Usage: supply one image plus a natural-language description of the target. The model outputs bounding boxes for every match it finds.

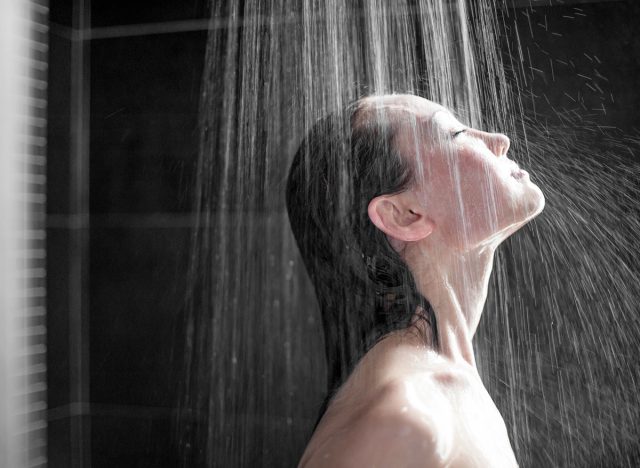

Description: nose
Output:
[487,132,510,157]
[470,129,510,157]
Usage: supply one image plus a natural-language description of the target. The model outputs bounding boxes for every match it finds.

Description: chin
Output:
[454,181,546,251]
[522,181,545,220]
[491,183,545,244]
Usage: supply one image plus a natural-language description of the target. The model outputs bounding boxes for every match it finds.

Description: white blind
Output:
[0,1,48,467]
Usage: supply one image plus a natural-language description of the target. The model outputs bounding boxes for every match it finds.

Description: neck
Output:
[403,236,498,368]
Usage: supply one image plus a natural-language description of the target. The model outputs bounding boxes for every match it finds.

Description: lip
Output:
[510,168,529,180]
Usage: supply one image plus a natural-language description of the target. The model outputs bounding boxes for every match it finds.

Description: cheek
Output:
[421,153,493,225]
[444,152,514,237]
[418,148,514,226]
[455,152,501,207]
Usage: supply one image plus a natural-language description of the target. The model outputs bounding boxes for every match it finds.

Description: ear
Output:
[368,193,434,243]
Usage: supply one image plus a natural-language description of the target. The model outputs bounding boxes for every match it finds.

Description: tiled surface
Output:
[90,113,198,214]
[46,227,72,409]
[47,33,72,215]
[90,33,206,115]
[90,0,208,28]
[47,417,72,468]
[91,413,177,468]
[49,7,207,467]
[50,0,73,27]
[89,227,191,407]
[89,32,206,214]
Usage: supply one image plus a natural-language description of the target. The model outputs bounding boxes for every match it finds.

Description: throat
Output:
[406,244,498,367]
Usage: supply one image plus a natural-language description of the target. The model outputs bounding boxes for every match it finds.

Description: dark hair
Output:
[285,99,438,417]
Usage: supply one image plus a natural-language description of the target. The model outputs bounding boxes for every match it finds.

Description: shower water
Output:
[180,1,640,466]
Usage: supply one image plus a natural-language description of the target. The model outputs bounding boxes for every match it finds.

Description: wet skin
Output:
[299,95,544,467]
[300,329,519,468]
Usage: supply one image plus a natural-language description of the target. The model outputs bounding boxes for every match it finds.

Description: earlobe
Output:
[368,195,434,242]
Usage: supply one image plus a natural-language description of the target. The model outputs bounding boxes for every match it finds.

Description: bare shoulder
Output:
[300,379,448,468]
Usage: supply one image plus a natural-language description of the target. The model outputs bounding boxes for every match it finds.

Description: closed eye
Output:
[452,129,467,138]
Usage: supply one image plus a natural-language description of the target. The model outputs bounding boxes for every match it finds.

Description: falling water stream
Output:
[180,1,640,466]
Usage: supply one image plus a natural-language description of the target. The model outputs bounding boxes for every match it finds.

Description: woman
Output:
[286,94,544,467]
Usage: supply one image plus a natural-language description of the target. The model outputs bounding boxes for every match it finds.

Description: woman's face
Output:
[365,95,545,250]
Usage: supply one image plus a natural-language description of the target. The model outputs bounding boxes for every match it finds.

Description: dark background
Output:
[46,0,639,466]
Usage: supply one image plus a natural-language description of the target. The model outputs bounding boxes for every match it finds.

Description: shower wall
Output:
[508,1,640,132]
[46,0,640,467]
[47,1,207,466]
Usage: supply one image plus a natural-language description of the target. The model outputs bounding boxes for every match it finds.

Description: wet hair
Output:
[285,98,438,418]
